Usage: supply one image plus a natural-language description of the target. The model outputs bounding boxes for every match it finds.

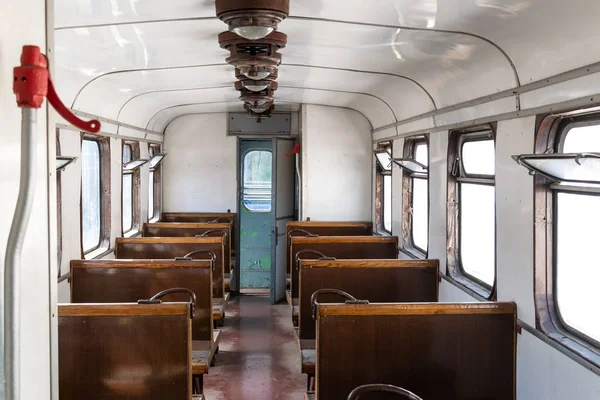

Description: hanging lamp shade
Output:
[216,0,290,40]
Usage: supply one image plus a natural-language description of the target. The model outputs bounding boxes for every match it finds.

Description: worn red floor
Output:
[204,294,306,400]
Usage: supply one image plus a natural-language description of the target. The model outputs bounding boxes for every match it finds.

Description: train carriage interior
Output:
[1,0,600,399]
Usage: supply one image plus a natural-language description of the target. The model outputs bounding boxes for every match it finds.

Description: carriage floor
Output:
[204,293,306,399]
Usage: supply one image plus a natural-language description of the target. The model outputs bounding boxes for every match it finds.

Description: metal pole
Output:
[4,107,38,400]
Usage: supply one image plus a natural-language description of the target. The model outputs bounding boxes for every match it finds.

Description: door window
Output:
[243,150,273,212]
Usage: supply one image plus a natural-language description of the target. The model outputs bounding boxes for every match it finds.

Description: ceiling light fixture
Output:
[235,80,279,93]
[235,67,278,81]
[216,0,290,41]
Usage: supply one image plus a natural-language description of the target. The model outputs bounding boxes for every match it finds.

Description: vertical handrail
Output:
[4,108,37,400]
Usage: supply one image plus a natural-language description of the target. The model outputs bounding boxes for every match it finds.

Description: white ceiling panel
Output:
[53,0,600,134]
[119,86,392,130]
[54,19,227,105]
[147,101,301,132]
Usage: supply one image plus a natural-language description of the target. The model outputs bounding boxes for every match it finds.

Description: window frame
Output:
[375,142,392,235]
[447,126,497,299]
[148,143,163,222]
[533,112,600,363]
[122,141,142,236]
[80,134,111,258]
[401,136,429,257]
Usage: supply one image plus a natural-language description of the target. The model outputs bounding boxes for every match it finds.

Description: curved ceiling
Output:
[54,0,600,133]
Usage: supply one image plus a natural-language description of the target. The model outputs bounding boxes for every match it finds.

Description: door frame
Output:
[236,138,276,295]
[271,137,297,304]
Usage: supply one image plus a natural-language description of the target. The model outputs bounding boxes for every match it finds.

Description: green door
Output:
[239,140,274,289]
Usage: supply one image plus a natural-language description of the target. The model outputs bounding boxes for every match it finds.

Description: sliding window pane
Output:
[383,175,392,232]
[412,177,428,252]
[556,192,600,343]
[563,125,600,153]
[148,170,154,219]
[459,183,495,285]
[122,174,133,232]
[81,140,101,252]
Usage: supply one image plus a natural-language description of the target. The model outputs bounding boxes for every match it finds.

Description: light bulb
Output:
[250,107,266,113]
[232,26,273,41]
[244,71,271,80]
[254,99,269,106]
[246,84,268,92]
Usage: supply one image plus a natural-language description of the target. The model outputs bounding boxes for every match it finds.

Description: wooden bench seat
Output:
[289,236,399,305]
[115,236,227,301]
[71,259,216,342]
[143,222,233,275]
[286,221,373,282]
[213,292,230,325]
[161,211,237,259]
[59,303,196,399]
[314,302,517,400]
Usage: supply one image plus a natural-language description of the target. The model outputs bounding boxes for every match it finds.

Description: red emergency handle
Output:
[13,45,100,133]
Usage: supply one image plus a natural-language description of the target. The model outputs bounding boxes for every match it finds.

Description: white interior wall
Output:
[401,117,600,400]
[163,113,238,213]
[57,129,156,302]
[0,1,55,398]
[301,105,373,221]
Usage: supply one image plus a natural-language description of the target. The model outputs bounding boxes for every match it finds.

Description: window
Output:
[148,144,164,221]
[398,137,428,255]
[242,150,272,212]
[81,135,110,256]
[374,143,392,234]
[122,141,145,235]
[448,128,496,295]
[516,113,600,354]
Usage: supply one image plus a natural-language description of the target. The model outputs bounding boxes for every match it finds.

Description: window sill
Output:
[399,247,426,260]
[84,246,114,260]
[374,230,392,237]
[124,230,142,238]
[442,273,494,301]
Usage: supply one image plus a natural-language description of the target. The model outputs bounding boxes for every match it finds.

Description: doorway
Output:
[238,138,296,303]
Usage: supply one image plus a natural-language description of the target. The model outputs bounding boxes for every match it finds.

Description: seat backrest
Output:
[299,259,438,340]
[71,259,213,341]
[316,302,517,400]
[115,237,225,298]
[161,212,237,250]
[143,222,232,273]
[58,303,193,400]
[286,221,373,275]
[290,236,399,298]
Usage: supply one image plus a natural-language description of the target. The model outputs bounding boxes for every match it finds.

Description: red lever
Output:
[13,45,100,133]
[286,141,300,157]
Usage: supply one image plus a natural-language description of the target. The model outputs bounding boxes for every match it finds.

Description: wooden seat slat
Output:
[192,329,221,375]
[315,302,517,400]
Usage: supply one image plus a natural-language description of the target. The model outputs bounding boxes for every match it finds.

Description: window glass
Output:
[556,192,600,343]
[122,144,132,164]
[81,140,101,252]
[243,150,272,212]
[383,175,392,231]
[148,170,155,219]
[563,125,600,153]
[459,183,495,285]
[122,173,133,232]
[412,177,428,252]
[415,143,428,166]
[462,139,495,175]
